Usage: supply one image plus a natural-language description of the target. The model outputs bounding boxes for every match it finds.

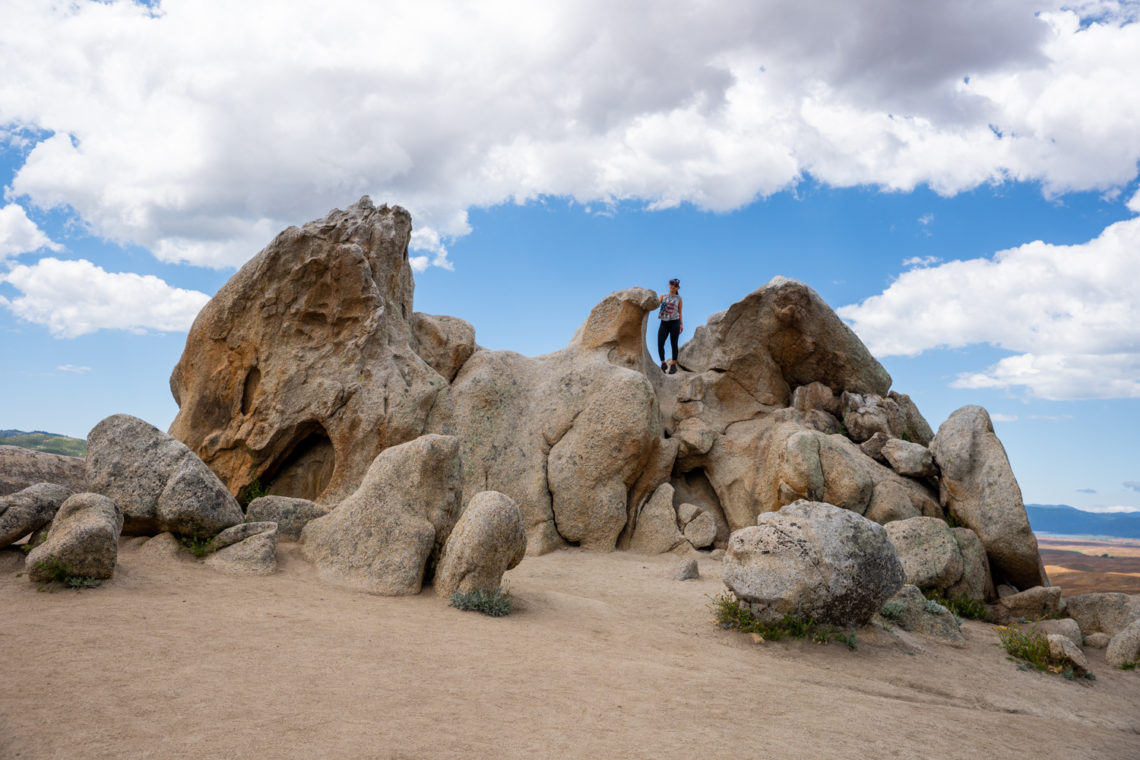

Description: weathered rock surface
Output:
[25,493,123,582]
[1064,592,1140,636]
[1025,618,1083,649]
[947,527,994,601]
[245,495,330,539]
[1084,632,1111,649]
[442,288,664,554]
[86,414,243,537]
[998,586,1065,621]
[1047,634,1089,675]
[682,511,717,549]
[629,484,685,555]
[674,558,700,581]
[0,483,73,548]
[170,198,451,505]
[300,434,461,596]
[880,585,965,643]
[680,277,892,410]
[1106,620,1140,668]
[881,438,936,478]
[840,392,905,443]
[411,313,475,383]
[884,517,964,591]
[722,501,905,626]
[889,391,934,446]
[434,491,526,597]
[205,522,278,576]
[0,445,86,497]
[930,406,1044,589]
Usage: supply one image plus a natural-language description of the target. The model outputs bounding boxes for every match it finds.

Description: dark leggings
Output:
[657,319,680,362]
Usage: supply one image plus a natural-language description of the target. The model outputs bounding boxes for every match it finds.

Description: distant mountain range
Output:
[0,429,86,457]
[1027,504,1140,539]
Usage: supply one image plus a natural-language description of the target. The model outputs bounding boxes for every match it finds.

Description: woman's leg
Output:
[657,321,668,362]
[668,321,680,361]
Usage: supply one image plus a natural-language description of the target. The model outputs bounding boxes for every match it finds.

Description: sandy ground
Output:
[2,539,1139,760]
[1039,537,1140,595]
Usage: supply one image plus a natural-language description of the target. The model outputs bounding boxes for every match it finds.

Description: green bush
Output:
[450,587,512,617]
[178,533,213,558]
[711,592,857,650]
[879,599,905,622]
[923,589,991,621]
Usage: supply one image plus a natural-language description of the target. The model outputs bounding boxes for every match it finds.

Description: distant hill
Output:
[1027,503,1140,539]
[0,429,86,458]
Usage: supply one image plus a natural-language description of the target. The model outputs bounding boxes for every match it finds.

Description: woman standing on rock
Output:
[657,278,683,374]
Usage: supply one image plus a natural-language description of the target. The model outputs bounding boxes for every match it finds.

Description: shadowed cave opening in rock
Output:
[255,423,336,503]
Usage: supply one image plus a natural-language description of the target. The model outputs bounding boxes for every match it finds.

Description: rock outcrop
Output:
[0,483,73,548]
[169,198,452,505]
[884,518,992,601]
[879,584,965,642]
[86,414,243,537]
[1106,619,1140,669]
[300,434,461,596]
[1064,592,1140,637]
[25,493,123,582]
[930,406,1044,590]
[441,288,665,554]
[434,491,526,597]
[0,446,86,497]
[245,495,330,539]
[722,501,906,626]
[159,200,1047,604]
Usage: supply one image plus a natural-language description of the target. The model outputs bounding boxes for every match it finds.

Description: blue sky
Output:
[2,0,1139,513]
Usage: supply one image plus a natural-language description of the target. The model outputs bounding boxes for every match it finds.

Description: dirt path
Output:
[1,540,1138,760]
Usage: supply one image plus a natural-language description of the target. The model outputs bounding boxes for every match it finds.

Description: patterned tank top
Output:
[658,294,681,321]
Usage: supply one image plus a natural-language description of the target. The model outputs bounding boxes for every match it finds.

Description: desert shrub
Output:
[450,587,512,617]
[32,558,101,590]
[711,592,857,650]
[879,600,905,622]
[1121,661,1137,671]
[923,589,991,621]
[997,624,1052,670]
[238,479,270,507]
[178,534,213,558]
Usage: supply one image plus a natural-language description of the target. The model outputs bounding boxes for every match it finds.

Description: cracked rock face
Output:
[169,197,452,505]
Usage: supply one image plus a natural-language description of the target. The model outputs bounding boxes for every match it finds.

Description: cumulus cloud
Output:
[1078,504,1140,514]
[0,258,210,337]
[1125,481,1140,492]
[0,204,62,260]
[0,1,1138,270]
[839,195,1140,399]
[989,413,1018,422]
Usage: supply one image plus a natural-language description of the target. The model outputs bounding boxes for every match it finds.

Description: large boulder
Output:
[680,277,892,410]
[300,434,461,596]
[169,198,452,505]
[1064,592,1140,637]
[884,517,964,591]
[880,438,936,479]
[0,483,73,548]
[929,406,1044,589]
[25,493,123,582]
[1106,619,1140,669]
[722,500,905,626]
[0,445,85,497]
[86,415,243,537]
[434,491,526,597]
[441,288,665,554]
[879,584,965,643]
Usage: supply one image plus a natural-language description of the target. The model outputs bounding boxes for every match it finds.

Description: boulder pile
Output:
[13,199,1128,656]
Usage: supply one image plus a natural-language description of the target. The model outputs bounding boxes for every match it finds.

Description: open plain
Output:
[2,539,1138,760]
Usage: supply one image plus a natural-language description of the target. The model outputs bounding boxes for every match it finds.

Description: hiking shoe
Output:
[668,361,678,375]
[661,361,668,372]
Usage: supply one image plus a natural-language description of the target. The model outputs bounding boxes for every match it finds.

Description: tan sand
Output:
[2,540,1139,760]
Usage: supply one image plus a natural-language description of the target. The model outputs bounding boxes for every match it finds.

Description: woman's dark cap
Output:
[669,278,680,287]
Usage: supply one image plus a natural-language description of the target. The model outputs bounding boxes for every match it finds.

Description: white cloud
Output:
[1124,481,1140,492]
[902,255,941,268]
[989,413,1019,422]
[0,204,62,260]
[57,364,91,374]
[1076,504,1140,514]
[0,258,210,337]
[839,207,1140,400]
[0,1,1137,270]
[918,213,934,226]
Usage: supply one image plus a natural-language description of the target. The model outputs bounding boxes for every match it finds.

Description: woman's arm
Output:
[678,297,683,332]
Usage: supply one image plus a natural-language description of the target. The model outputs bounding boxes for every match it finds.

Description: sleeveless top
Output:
[658,294,681,321]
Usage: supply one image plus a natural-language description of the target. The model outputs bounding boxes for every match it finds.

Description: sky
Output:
[1,0,1139,514]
